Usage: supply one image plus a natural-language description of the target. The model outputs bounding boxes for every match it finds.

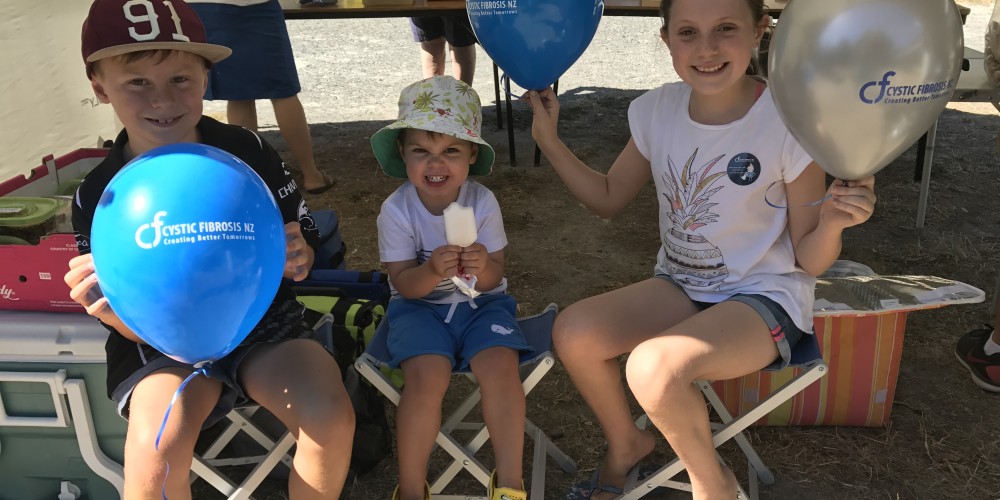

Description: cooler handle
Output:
[0,369,70,427]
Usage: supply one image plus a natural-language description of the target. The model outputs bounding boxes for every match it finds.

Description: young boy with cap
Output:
[373,75,529,500]
[64,1,354,498]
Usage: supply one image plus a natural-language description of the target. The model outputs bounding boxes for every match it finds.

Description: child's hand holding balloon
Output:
[284,222,313,282]
[821,176,877,230]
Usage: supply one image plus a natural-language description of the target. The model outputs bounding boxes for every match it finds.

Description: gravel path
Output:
[205,2,994,128]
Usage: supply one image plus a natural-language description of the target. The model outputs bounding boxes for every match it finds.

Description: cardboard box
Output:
[0,310,124,500]
[712,312,906,427]
[0,149,107,312]
[711,271,985,427]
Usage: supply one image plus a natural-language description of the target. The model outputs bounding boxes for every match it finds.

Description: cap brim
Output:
[86,42,231,63]
[370,123,496,179]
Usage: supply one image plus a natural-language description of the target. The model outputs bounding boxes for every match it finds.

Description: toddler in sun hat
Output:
[373,75,530,500]
[371,75,495,178]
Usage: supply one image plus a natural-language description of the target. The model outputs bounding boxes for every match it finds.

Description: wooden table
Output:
[282,0,969,21]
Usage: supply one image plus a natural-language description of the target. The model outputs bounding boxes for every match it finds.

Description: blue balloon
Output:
[91,143,286,365]
[468,0,604,91]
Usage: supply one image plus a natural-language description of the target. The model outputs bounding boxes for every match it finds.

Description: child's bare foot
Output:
[589,429,656,500]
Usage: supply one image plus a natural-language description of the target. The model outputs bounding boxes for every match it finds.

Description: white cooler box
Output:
[0,310,124,500]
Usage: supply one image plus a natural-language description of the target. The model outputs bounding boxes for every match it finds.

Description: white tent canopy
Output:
[0,1,117,184]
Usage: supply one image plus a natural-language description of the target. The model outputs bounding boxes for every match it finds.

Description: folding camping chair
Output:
[619,331,827,500]
[187,313,339,500]
[354,303,578,499]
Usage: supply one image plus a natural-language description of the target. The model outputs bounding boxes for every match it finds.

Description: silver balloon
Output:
[768,0,964,180]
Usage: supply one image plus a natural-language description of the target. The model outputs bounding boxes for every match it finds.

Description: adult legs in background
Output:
[193,0,334,194]
[225,96,329,194]
[411,16,478,86]
[418,38,477,85]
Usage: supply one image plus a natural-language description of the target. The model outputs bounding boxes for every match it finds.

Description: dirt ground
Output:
[197,3,1000,499]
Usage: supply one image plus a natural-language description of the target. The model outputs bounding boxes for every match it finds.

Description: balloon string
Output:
[155,361,210,500]
[499,73,525,101]
[764,180,830,209]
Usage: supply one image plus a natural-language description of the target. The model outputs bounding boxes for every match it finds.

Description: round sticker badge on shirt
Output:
[726,153,762,186]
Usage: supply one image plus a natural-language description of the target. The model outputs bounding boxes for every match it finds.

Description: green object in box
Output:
[0,197,60,245]
[0,235,31,245]
[56,179,84,196]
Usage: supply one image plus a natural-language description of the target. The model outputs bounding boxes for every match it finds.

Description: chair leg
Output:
[699,382,774,485]
[530,427,547,500]
[622,364,827,499]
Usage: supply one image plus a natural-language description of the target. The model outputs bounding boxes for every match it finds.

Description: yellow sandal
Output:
[489,470,527,500]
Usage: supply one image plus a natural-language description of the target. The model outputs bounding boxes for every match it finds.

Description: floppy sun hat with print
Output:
[371,75,496,179]
[81,0,231,67]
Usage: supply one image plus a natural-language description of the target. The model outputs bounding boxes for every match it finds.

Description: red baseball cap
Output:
[82,0,231,65]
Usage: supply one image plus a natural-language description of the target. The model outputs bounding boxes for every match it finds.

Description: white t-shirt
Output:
[377,180,508,303]
[628,82,816,331]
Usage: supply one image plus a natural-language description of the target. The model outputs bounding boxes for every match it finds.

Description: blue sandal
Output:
[565,465,624,499]
[566,463,662,499]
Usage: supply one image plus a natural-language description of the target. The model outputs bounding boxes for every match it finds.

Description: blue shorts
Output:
[191,0,301,100]
[654,274,808,370]
[386,294,531,370]
[409,15,478,47]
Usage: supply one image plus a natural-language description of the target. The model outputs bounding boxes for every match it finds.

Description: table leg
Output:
[505,79,516,167]
[493,63,503,130]
[914,132,928,182]
[916,120,937,229]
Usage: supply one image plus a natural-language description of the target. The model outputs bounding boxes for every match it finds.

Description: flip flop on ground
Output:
[305,173,336,195]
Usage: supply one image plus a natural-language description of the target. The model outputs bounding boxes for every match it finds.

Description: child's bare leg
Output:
[449,43,477,85]
[554,279,697,497]
[123,368,222,500]
[419,38,448,78]
[226,99,258,131]
[469,346,525,489]
[625,301,780,500]
[240,339,355,500]
[397,355,452,499]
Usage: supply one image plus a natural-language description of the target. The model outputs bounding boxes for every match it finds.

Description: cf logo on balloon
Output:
[859,71,896,104]
[135,211,167,249]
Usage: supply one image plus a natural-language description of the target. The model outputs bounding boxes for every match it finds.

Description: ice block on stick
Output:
[443,202,477,247]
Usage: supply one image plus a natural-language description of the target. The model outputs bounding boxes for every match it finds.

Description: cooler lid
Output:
[0,310,109,362]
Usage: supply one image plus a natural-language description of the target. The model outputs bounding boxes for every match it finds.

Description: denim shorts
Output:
[385,294,532,370]
[654,274,807,369]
